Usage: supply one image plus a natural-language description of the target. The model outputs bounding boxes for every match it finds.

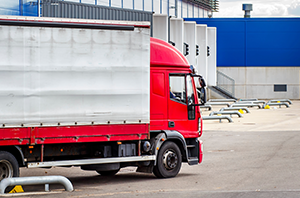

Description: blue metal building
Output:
[185,17,300,99]
[185,18,300,67]
[0,0,38,16]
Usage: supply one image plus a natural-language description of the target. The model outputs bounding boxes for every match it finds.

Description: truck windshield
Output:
[186,75,195,105]
[186,75,196,120]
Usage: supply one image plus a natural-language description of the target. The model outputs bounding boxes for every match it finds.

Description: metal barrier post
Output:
[202,115,233,123]
[0,176,74,194]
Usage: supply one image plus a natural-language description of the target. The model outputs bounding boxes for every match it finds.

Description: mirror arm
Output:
[190,104,202,107]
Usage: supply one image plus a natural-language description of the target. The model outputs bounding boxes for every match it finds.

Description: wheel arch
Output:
[151,130,188,163]
[162,130,188,162]
[0,146,25,167]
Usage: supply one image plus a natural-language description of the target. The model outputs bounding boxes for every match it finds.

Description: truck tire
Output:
[96,169,120,176]
[153,141,182,178]
[0,151,20,192]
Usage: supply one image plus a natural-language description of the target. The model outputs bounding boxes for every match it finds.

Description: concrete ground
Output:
[4,100,300,197]
[202,100,299,132]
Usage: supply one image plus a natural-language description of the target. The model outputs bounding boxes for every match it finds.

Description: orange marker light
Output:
[161,138,165,141]
[117,142,122,145]
[156,147,159,150]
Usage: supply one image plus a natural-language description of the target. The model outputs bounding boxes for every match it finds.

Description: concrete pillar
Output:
[207,27,217,86]
[196,25,208,80]
[153,14,168,41]
[169,18,184,53]
[183,21,196,67]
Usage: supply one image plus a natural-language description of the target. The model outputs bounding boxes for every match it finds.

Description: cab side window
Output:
[169,74,186,104]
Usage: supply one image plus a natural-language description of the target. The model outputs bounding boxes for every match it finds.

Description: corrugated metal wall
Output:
[42,0,153,24]
[185,17,300,67]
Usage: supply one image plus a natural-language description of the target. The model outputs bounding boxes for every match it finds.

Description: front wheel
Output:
[153,141,182,178]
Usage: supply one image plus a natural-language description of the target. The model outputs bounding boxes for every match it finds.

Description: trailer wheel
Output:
[0,151,19,192]
[153,141,182,178]
[96,169,120,176]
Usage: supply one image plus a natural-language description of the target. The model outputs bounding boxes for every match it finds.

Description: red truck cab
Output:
[150,37,202,137]
[148,38,203,178]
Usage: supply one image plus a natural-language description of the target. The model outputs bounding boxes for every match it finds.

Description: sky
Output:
[213,0,300,17]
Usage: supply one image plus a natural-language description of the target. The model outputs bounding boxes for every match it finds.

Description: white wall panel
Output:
[184,21,196,67]
[188,3,193,17]
[81,0,95,4]
[135,0,143,10]
[153,0,160,14]
[170,18,184,53]
[178,1,182,18]
[97,0,109,6]
[196,25,208,80]
[111,0,122,7]
[153,14,168,41]
[144,0,152,12]
[123,0,133,9]
[218,67,300,99]
[207,27,217,86]
[182,1,187,18]
[163,0,168,15]
[169,0,176,17]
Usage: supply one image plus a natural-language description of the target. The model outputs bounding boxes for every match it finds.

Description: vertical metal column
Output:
[19,0,23,16]
[192,3,194,17]
[175,0,178,18]
[38,0,41,17]
[167,0,169,16]
[160,0,162,14]
[152,0,153,12]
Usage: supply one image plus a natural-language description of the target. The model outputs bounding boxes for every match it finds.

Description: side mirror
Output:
[199,77,206,88]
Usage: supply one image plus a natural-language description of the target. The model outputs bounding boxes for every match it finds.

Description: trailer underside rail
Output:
[27,155,156,168]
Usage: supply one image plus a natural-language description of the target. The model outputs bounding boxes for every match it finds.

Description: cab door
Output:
[168,73,198,137]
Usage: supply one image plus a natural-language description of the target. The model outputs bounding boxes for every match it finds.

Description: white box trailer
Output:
[0,16,150,127]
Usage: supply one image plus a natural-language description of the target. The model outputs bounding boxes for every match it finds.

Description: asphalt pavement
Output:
[4,100,300,198]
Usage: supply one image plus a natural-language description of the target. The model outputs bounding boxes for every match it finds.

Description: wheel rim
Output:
[0,160,13,180]
[162,150,178,170]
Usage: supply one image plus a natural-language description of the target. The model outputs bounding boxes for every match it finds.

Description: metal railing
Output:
[189,0,219,12]
[217,70,235,97]
[0,176,73,194]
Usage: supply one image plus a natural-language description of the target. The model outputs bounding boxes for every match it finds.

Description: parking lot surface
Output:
[5,100,300,197]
